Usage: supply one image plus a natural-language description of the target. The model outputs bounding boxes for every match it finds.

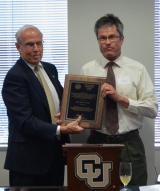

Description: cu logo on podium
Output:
[75,153,113,189]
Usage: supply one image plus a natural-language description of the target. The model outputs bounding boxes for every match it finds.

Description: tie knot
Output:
[107,62,115,68]
[104,62,115,69]
[34,65,41,72]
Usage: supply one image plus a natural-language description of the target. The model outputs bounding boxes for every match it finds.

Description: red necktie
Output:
[105,62,119,134]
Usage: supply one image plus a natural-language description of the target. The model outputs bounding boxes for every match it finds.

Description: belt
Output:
[91,129,139,143]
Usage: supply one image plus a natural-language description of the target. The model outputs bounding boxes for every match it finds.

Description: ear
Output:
[15,42,21,51]
[121,36,124,42]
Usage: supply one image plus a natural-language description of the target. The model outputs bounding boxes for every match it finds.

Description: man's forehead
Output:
[21,28,42,38]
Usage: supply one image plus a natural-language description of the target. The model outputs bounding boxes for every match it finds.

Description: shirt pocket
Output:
[116,76,137,99]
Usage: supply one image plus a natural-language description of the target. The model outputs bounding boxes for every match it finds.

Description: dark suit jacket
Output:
[2,58,69,178]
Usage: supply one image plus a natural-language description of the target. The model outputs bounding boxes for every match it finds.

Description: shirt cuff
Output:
[56,125,61,136]
[127,98,139,114]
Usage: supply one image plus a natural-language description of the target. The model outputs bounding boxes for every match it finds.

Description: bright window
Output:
[155,0,160,147]
[0,0,68,147]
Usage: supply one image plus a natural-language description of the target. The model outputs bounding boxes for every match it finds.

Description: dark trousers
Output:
[87,130,147,186]
[9,162,64,186]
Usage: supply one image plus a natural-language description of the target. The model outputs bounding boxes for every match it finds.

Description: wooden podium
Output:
[63,144,124,191]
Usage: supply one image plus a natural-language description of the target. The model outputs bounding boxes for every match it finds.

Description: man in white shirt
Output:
[81,14,158,186]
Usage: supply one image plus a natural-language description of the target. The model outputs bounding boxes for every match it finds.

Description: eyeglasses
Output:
[98,35,120,43]
[19,41,43,49]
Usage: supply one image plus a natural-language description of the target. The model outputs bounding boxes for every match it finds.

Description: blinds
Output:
[0,0,68,147]
[155,0,160,147]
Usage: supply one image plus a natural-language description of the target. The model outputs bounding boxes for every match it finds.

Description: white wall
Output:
[68,0,156,185]
[0,151,8,186]
[155,150,160,177]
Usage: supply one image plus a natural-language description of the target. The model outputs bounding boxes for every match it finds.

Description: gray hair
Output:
[15,24,43,43]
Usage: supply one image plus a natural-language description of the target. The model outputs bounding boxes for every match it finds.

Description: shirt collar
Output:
[22,59,42,71]
[103,55,122,68]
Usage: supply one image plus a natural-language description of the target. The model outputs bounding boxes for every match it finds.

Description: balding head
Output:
[16,25,43,44]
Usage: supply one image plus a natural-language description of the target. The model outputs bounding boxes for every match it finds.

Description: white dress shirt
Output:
[81,55,158,134]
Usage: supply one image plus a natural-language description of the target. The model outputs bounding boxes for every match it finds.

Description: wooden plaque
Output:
[60,74,105,129]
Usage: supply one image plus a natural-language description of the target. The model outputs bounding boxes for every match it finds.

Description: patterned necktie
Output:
[34,65,56,123]
[105,62,119,134]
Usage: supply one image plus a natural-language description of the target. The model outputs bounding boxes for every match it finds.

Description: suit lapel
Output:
[18,59,50,110]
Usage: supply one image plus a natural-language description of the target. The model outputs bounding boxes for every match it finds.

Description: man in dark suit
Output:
[2,25,84,186]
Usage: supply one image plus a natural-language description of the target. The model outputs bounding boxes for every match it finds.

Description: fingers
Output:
[55,112,61,118]
[71,125,84,134]
[69,115,82,126]
[56,119,62,125]
[60,117,84,134]
[101,82,108,91]
[54,113,62,125]
[76,115,82,123]
[101,83,115,98]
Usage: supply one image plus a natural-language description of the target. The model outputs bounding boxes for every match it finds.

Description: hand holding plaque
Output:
[60,74,105,129]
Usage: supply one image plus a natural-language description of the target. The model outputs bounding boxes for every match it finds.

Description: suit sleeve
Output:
[2,68,59,142]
